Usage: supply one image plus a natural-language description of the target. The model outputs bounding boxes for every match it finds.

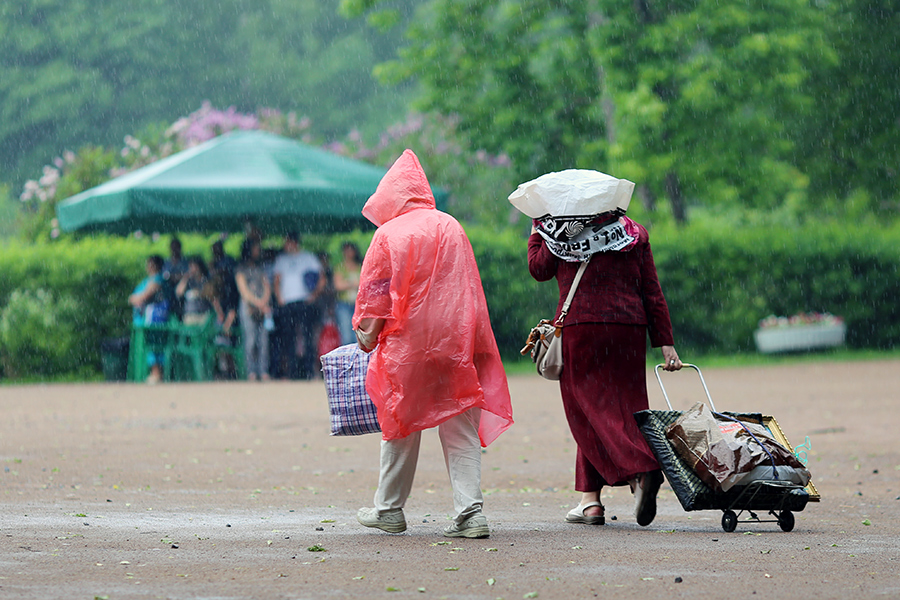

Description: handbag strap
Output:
[555,257,591,327]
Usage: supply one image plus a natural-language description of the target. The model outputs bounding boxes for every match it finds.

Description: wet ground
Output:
[1,359,898,599]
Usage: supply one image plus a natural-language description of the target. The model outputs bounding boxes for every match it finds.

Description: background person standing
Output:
[236,238,272,382]
[333,241,362,345]
[128,254,168,384]
[272,231,325,380]
[162,236,188,319]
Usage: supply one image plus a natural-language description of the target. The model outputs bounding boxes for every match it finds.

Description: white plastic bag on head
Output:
[508,169,635,218]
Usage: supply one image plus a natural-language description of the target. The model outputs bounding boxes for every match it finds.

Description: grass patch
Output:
[681,347,900,368]
[504,347,900,376]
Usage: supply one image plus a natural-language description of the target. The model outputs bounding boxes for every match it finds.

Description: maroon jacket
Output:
[528,225,675,347]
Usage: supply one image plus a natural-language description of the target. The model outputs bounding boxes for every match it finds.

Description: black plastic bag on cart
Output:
[665,402,810,493]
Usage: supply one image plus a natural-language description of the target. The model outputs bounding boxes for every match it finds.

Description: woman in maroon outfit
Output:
[528,216,682,527]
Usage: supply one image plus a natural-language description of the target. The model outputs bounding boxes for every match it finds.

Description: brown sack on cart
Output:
[665,402,810,493]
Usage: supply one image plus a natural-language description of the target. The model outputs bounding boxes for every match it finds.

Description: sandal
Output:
[565,501,605,525]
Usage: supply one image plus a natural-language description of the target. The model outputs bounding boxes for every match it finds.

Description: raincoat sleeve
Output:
[352,232,395,333]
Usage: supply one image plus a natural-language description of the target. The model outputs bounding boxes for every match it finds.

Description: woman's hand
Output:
[355,317,385,353]
[661,345,682,371]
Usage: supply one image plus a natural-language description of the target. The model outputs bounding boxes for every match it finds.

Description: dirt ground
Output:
[0,359,898,600]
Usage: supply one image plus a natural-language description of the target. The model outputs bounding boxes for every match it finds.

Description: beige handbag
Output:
[521,258,590,380]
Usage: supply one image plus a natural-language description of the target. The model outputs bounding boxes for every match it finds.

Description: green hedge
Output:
[471,221,900,357]
[1,222,898,380]
[0,235,233,379]
[650,221,900,353]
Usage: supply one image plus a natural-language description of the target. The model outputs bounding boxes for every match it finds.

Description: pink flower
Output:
[37,173,58,193]
[324,141,348,155]
[165,117,190,138]
[493,153,512,168]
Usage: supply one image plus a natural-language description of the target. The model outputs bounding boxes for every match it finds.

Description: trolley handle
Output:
[654,363,717,412]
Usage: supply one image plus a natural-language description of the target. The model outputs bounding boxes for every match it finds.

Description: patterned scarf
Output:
[535,214,639,262]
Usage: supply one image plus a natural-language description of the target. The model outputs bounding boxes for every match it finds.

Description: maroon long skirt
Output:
[560,323,660,491]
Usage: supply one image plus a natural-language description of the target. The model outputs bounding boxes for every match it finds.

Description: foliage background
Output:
[0,0,420,189]
[346,0,899,223]
[1,0,898,379]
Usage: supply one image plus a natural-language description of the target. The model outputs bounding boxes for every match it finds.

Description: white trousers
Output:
[374,408,483,524]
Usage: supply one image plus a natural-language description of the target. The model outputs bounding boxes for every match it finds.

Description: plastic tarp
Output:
[665,402,811,493]
[508,169,635,219]
[353,149,513,446]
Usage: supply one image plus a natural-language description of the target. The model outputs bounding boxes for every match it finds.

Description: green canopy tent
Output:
[56,130,447,235]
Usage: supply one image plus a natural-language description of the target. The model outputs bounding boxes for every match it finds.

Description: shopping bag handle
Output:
[654,363,717,412]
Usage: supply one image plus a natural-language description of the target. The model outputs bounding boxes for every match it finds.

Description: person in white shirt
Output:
[272,231,325,379]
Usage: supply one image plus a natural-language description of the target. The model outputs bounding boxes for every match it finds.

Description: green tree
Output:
[793,0,900,218]
[346,0,897,223]
[594,0,835,220]
[0,0,418,188]
[350,0,608,180]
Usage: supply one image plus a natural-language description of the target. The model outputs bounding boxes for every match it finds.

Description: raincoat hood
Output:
[362,149,436,227]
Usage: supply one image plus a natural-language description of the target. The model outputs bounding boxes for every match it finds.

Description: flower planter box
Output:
[753,323,847,354]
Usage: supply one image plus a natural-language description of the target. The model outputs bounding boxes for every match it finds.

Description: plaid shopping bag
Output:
[320,343,381,436]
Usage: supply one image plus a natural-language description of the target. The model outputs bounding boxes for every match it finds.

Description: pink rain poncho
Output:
[353,150,513,446]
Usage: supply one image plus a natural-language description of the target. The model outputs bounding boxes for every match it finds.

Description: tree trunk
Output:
[638,183,656,213]
[665,171,687,224]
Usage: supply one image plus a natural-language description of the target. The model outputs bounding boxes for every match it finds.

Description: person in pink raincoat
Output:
[353,149,513,538]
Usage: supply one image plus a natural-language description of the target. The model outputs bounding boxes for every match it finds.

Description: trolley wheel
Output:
[721,510,738,533]
[779,511,795,532]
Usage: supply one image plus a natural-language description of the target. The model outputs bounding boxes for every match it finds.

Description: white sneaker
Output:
[443,513,490,538]
[356,507,407,533]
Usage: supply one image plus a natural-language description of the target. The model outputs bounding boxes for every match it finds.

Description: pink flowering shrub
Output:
[17,103,517,241]
[320,112,516,223]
